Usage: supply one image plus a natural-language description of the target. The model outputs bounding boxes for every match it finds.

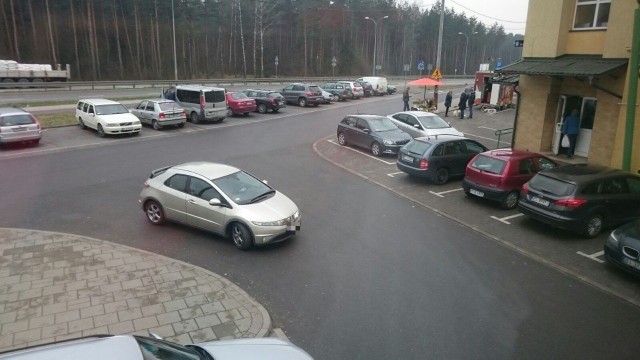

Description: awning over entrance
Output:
[496,55,627,77]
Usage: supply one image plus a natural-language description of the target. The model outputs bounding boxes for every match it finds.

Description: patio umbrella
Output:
[407,77,444,100]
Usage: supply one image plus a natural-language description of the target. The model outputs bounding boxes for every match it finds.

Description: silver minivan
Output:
[0,107,42,146]
[162,85,227,123]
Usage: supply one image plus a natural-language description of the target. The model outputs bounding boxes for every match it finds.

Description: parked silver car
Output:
[387,111,464,139]
[130,99,186,130]
[0,107,42,146]
[139,162,301,250]
[0,334,313,360]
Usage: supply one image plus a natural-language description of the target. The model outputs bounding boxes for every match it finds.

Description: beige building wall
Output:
[522,0,574,57]
[603,0,636,58]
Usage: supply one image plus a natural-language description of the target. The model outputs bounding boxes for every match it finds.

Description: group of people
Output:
[402,87,476,119]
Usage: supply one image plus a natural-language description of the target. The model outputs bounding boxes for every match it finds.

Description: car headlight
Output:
[252,219,286,226]
[383,139,394,145]
[133,120,141,125]
[606,230,619,247]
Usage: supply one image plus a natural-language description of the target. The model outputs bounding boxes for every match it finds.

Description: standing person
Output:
[444,91,453,117]
[458,91,468,119]
[403,87,411,111]
[561,109,580,158]
[467,90,476,119]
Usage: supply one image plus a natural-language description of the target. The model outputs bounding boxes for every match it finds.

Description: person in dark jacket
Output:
[561,109,580,158]
[467,90,476,119]
[458,91,468,119]
[444,91,453,117]
[403,87,411,111]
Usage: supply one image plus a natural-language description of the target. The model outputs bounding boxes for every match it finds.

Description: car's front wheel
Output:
[371,142,381,156]
[501,191,519,210]
[145,200,165,225]
[583,213,604,238]
[97,124,106,138]
[230,222,253,250]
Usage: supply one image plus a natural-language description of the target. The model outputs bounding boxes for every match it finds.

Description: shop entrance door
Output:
[553,96,582,155]
[574,98,596,158]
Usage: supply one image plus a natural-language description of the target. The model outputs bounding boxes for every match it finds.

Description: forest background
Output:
[0,0,524,81]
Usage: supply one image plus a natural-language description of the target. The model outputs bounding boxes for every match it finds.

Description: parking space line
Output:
[490,213,525,224]
[429,188,463,198]
[326,140,395,165]
[478,126,499,131]
[387,171,404,177]
[577,250,605,264]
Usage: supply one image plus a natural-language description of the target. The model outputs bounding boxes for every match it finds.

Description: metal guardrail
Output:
[0,76,475,92]
[495,128,514,148]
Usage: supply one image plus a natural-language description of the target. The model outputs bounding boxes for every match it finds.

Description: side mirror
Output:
[413,124,420,128]
[148,331,162,340]
[209,198,223,206]
[89,113,95,117]
[262,180,268,185]
[363,128,370,133]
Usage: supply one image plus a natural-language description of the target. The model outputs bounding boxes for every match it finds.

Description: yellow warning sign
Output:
[431,68,442,79]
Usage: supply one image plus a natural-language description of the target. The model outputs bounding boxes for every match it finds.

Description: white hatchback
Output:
[76,99,142,137]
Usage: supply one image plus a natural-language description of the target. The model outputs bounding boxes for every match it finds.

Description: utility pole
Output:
[434,0,445,109]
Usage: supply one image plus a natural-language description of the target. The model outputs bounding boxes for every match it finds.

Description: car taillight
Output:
[181,111,186,118]
[419,159,428,169]
[555,198,588,208]
[521,183,529,195]
[269,98,276,104]
[200,95,205,109]
[307,92,314,96]
[158,112,166,119]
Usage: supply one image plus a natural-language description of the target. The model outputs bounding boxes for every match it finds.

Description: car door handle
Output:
[188,199,196,204]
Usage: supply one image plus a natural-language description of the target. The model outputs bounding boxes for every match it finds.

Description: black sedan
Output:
[336,115,411,156]
[242,89,286,113]
[605,219,640,276]
[518,164,640,238]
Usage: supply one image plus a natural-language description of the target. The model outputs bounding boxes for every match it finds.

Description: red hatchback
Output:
[225,92,257,116]
[462,149,558,209]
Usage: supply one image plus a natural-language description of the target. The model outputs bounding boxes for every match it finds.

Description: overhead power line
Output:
[449,0,527,24]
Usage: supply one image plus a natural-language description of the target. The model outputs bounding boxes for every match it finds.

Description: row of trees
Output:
[0,0,524,81]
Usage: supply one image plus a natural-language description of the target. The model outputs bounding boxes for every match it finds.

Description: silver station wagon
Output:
[139,162,301,250]
[0,107,42,146]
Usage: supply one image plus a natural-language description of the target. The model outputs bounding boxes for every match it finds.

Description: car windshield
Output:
[416,115,451,129]
[0,114,35,126]
[528,174,576,196]
[158,102,181,111]
[212,170,273,205]
[369,118,398,132]
[135,336,202,360]
[471,155,507,174]
[95,104,129,115]
[231,93,249,100]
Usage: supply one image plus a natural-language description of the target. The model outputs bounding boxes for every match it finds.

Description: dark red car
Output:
[225,92,257,116]
[462,149,558,209]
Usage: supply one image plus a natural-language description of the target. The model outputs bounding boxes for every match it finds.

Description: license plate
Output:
[13,127,27,132]
[469,189,484,197]
[402,154,414,162]
[623,257,640,270]
[530,196,550,207]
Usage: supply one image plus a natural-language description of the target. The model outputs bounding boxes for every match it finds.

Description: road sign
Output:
[427,63,433,71]
[496,60,502,68]
[514,40,524,47]
[275,56,279,66]
[418,60,425,71]
[431,67,442,79]
[375,65,382,70]
[331,56,337,67]
[403,64,410,72]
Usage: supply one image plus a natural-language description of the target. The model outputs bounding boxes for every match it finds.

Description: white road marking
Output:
[429,188,463,197]
[387,171,404,177]
[479,126,499,131]
[490,213,525,224]
[577,250,605,264]
[327,139,395,165]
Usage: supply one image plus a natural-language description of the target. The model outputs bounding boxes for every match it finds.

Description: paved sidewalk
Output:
[0,228,271,352]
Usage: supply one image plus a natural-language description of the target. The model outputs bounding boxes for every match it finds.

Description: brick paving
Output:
[0,228,271,352]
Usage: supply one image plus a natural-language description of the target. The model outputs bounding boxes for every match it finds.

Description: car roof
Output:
[0,107,30,116]
[349,114,388,121]
[414,134,468,143]
[479,149,547,161]
[391,111,438,117]
[77,99,121,105]
[173,162,240,179]
[0,335,143,360]
[142,99,177,103]
[173,85,225,91]
[540,164,628,183]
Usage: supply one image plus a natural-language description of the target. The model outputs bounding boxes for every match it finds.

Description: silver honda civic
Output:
[139,162,301,250]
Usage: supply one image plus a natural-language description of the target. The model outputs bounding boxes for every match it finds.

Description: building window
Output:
[573,0,611,30]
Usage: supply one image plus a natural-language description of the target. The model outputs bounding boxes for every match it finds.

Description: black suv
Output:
[396,135,488,184]
[242,89,286,113]
[322,83,352,101]
[280,83,323,107]
[518,164,640,238]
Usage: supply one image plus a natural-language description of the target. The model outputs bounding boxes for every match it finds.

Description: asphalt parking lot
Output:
[314,105,640,307]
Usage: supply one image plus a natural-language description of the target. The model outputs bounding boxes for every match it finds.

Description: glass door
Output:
[575,98,596,157]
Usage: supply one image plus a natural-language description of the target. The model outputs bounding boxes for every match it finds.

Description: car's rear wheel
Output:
[584,213,604,238]
[78,117,87,129]
[230,222,253,250]
[152,120,161,130]
[371,142,381,156]
[337,132,347,146]
[433,168,449,185]
[190,112,200,124]
[145,200,165,225]
[298,98,307,107]
[257,104,267,113]
[97,124,106,138]
[243,112,250,116]
[501,191,519,210]
[227,108,234,117]
[177,122,185,128]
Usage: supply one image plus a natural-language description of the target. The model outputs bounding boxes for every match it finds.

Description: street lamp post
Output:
[171,0,178,81]
[365,15,388,76]
[457,31,477,76]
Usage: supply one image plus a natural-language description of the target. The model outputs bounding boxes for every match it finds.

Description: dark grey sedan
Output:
[336,115,411,156]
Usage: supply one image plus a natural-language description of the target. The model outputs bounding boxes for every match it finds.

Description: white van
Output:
[163,85,227,123]
[356,76,388,96]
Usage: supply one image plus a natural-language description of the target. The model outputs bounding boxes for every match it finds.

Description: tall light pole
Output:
[457,31,477,76]
[365,15,388,76]
[171,0,178,80]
